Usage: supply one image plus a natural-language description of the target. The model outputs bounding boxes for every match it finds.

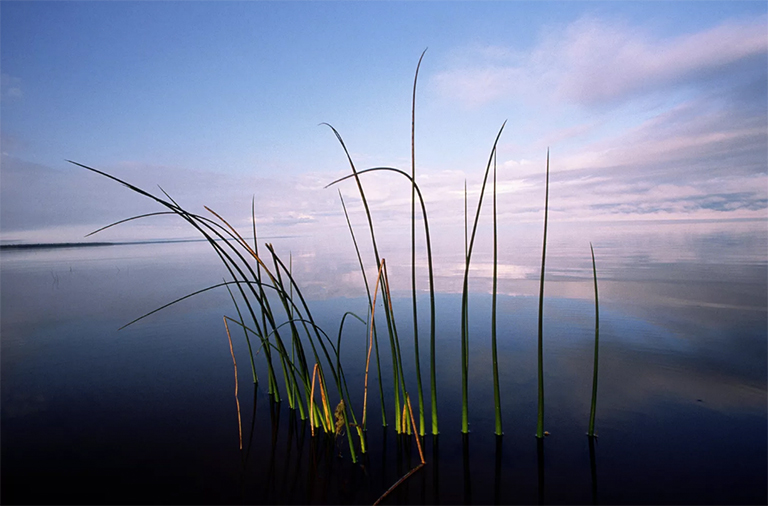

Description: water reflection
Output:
[1,219,766,504]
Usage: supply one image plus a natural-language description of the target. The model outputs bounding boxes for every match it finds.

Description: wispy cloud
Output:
[433,14,767,108]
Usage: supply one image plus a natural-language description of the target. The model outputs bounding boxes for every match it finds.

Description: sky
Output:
[1,1,766,252]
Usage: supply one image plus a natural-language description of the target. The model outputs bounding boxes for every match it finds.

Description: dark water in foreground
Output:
[1,236,766,504]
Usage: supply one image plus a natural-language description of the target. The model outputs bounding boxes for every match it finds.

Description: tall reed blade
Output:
[411,48,427,437]
[588,242,600,438]
[491,150,502,436]
[461,122,507,434]
[536,149,550,439]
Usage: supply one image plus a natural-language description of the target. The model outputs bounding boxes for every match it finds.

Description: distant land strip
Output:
[0,236,298,250]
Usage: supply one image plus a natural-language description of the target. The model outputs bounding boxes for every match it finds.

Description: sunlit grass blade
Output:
[536,149,550,439]
[224,281,258,385]
[327,166,437,434]
[588,242,600,438]
[223,317,243,449]
[461,121,507,434]
[322,123,402,431]
[339,190,387,428]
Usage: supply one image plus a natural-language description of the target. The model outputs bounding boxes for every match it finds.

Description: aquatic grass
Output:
[460,121,507,434]
[373,392,426,506]
[71,160,364,462]
[328,166,437,434]
[410,48,427,437]
[223,317,243,449]
[339,190,387,429]
[323,123,405,433]
[536,149,550,439]
[224,280,258,385]
[491,149,502,436]
[588,242,600,438]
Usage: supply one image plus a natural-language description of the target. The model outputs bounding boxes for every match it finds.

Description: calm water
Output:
[2,220,766,504]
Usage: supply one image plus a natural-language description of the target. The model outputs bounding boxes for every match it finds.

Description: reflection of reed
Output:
[432,436,441,505]
[537,438,545,505]
[588,436,599,505]
[268,398,280,501]
[494,435,503,505]
[463,433,472,504]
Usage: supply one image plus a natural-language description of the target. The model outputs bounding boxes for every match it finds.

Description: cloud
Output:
[1,74,23,101]
[433,14,768,108]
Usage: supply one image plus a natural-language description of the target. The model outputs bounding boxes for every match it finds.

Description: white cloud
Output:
[433,15,767,108]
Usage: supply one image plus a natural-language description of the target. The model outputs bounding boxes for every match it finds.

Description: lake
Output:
[2,218,766,504]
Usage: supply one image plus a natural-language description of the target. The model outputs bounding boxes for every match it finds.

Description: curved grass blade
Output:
[322,124,403,432]
[327,166,438,435]
[339,190,387,428]
[410,48,428,436]
[491,149,502,436]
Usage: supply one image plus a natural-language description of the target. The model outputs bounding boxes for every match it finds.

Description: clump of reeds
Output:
[70,160,365,462]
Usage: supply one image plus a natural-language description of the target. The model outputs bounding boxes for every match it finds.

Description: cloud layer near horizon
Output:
[1,13,765,247]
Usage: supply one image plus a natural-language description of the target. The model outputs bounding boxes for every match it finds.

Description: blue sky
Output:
[1,1,766,246]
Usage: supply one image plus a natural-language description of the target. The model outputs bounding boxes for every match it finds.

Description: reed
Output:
[491,149,502,436]
[339,190,387,429]
[223,317,243,449]
[328,167,437,435]
[588,242,600,438]
[71,160,364,461]
[536,149,550,439]
[461,122,506,434]
[410,48,427,437]
[322,123,405,433]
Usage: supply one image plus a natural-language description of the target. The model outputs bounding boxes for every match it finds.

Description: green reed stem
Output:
[588,242,600,438]
[491,150,502,436]
[536,149,550,439]
[461,122,507,434]
[411,48,427,437]
[323,123,402,431]
[327,167,437,434]
[339,190,387,428]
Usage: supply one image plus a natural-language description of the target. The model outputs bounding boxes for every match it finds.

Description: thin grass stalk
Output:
[588,242,600,437]
[491,150,502,436]
[72,161,289,404]
[263,243,361,462]
[76,163,312,428]
[410,48,427,437]
[252,198,278,396]
[224,281,259,385]
[203,206,304,411]
[460,122,507,434]
[322,123,402,429]
[336,311,367,454]
[204,206,320,420]
[536,149,550,439]
[362,260,386,431]
[223,317,243,449]
[382,260,409,434]
[327,167,437,435]
[310,364,318,436]
[339,190,387,428]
